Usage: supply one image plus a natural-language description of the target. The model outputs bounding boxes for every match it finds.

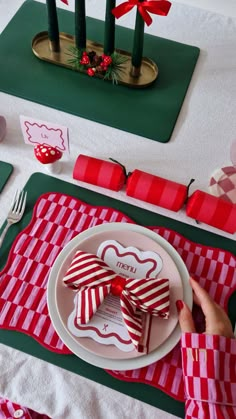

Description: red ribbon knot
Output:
[111,276,126,296]
[112,0,172,27]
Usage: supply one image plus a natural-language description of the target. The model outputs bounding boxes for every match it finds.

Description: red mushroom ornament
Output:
[34,144,62,174]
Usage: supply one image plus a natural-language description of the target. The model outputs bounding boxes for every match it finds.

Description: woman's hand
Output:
[176,277,235,338]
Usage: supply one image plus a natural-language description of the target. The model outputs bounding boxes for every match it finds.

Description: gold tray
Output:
[32,32,158,88]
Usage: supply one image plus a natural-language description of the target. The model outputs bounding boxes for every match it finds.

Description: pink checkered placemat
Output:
[0,192,235,401]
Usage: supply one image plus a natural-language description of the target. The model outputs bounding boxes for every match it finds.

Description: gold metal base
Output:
[32,32,158,88]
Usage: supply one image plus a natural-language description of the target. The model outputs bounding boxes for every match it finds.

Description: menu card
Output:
[67,240,163,352]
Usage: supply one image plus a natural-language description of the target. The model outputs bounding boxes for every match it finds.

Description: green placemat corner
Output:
[0,161,13,193]
[0,0,200,143]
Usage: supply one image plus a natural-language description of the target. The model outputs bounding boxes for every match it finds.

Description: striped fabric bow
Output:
[63,250,170,352]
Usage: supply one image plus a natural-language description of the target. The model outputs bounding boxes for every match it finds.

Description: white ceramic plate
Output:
[47,223,192,370]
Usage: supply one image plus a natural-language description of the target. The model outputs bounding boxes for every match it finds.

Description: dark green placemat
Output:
[0,172,235,418]
[0,0,199,143]
[0,161,13,193]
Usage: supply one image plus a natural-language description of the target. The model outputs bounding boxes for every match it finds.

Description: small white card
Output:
[68,293,136,352]
[97,240,163,279]
[20,115,69,152]
[67,241,163,352]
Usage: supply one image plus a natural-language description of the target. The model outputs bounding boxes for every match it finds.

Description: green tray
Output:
[0,172,235,418]
[0,0,199,143]
[0,161,13,193]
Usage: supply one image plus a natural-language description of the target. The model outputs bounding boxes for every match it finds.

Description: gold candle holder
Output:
[32,32,158,88]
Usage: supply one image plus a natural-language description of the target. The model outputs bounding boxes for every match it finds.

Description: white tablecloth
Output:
[0,1,235,418]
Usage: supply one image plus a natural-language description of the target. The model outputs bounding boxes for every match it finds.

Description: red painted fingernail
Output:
[176,300,184,312]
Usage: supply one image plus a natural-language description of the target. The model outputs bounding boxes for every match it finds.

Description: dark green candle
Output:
[46,0,60,51]
[104,0,116,55]
[131,8,145,73]
[75,0,87,50]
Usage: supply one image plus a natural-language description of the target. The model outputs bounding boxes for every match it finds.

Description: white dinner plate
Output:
[47,223,192,370]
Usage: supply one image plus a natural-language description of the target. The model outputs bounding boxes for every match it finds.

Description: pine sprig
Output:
[66,46,127,84]
[66,45,85,71]
[104,52,127,84]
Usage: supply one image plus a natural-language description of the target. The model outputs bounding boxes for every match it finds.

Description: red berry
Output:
[80,56,90,65]
[103,56,112,66]
[87,68,95,76]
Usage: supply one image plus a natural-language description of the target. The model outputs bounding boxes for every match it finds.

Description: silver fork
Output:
[0,190,27,248]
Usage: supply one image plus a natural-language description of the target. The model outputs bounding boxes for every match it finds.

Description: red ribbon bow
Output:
[112,0,171,26]
[63,250,170,352]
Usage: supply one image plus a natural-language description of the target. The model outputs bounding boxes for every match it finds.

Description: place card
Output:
[20,115,69,152]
